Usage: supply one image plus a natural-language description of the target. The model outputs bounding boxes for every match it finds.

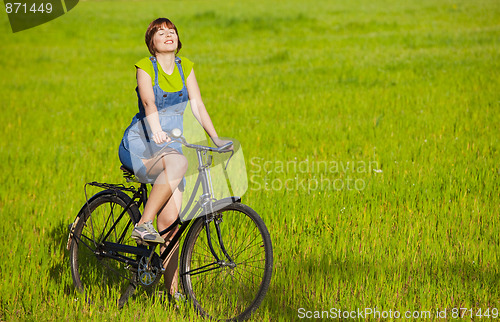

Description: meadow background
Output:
[1,0,499,320]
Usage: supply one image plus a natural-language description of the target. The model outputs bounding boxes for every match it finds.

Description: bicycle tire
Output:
[69,190,141,297]
[179,203,273,321]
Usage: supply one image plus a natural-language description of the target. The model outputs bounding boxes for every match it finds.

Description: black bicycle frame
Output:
[86,148,236,273]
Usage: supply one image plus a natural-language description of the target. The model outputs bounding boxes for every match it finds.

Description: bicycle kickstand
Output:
[118,282,137,309]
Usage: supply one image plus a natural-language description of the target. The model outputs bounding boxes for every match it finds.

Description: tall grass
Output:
[1,0,499,320]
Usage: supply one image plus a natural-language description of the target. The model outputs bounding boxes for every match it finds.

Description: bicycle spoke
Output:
[228,222,258,258]
[231,269,253,291]
[237,262,266,273]
[192,270,223,298]
[191,246,214,261]
[234,264,266,282]
[231,234,261,260]
[235,249,266,265]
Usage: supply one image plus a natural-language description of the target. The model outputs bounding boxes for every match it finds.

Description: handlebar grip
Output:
[218,141,233,152]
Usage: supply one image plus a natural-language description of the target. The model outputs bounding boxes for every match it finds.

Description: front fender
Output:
[212,196,241,213]
[180,196,241,222]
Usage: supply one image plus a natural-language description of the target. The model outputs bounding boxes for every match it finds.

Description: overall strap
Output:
[149,56,159,86]
[175,57,186,86]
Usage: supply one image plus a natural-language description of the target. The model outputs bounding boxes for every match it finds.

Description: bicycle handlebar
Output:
[168,128,233,153]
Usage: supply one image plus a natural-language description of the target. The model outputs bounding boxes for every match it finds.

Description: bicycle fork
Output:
[204,215,235,268]
[198,149,235,268]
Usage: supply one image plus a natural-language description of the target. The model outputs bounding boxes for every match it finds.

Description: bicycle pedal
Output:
[132,237,151,247]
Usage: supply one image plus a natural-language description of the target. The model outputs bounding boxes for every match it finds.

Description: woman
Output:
[118,17,225,297]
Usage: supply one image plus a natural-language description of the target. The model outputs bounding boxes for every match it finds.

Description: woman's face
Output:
[153,26,178,54]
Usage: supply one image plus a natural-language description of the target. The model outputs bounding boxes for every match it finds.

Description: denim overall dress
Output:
[119,56,188,185]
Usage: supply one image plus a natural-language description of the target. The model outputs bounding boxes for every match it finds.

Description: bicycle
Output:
[67,130,273,321]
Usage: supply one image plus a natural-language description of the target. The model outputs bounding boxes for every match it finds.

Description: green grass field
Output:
[1,0,499,320]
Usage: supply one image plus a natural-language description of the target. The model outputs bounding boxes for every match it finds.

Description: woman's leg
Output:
[157,188,183,295]
[137,151,185,293]
[138,152,188,225]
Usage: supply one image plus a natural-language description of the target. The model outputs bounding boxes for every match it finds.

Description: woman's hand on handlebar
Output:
[212,137,233,150]
[152,131,171,144]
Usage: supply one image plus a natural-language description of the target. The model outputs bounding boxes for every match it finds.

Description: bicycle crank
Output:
[137,252,164,287]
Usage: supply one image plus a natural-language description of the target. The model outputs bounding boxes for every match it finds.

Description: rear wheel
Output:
[69,190,141,298]
[180,203,273,321]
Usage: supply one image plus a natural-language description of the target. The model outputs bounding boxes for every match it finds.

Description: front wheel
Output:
[179,203,273,321]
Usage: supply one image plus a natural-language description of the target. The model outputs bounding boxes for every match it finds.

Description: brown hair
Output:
[145,18,182,55]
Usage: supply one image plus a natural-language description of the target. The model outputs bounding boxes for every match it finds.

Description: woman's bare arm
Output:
[186,69,219,139]
[136,67,169,144]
